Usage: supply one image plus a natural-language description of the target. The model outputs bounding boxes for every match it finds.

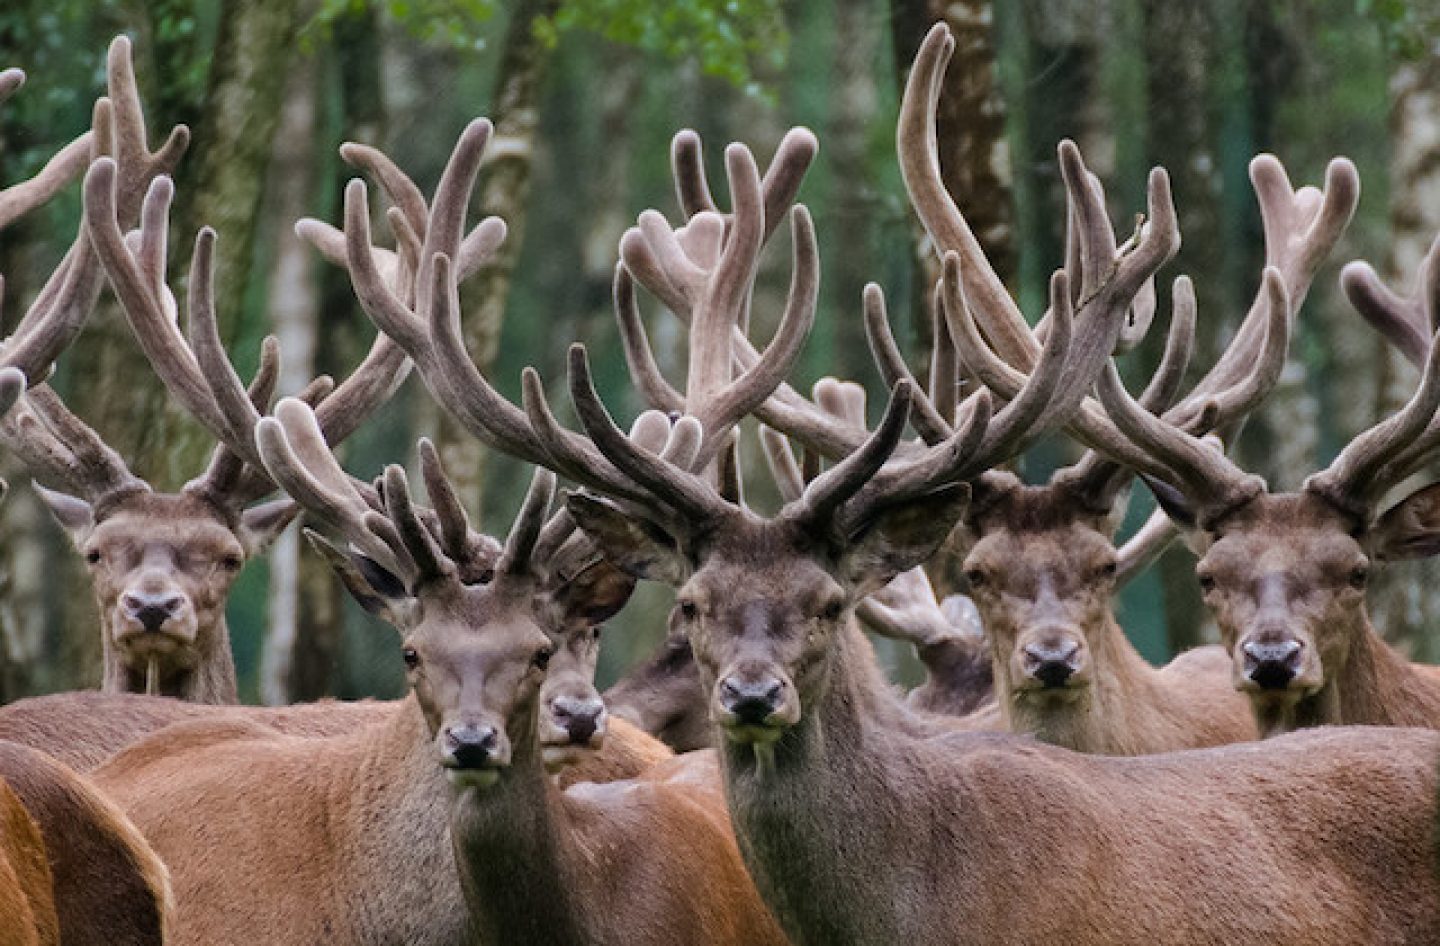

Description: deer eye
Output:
[84,549,102,565]
[533,646,554,671]
[401,646,420,670]
[1197,572,1216,593]
[1098,560,1118,580]
[964,568,986,589]
[476,568,495,585]
[819,599,844,622]
[1348,565,1369,590]
[678,599,699,621]
[591,626,602,640]
[222,554,243,571]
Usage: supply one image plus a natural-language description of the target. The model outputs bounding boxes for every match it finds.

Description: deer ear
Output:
[565,492,689,585]
[303,528,414,627]
[34,484,94,544]
[839,483,970,596]
[1140,475,1197,529]
[239,499,300,556]
[1370,483,1440,561]
[552,557,636,629]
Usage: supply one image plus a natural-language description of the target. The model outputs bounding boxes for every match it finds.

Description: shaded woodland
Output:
[0,0,1436,703]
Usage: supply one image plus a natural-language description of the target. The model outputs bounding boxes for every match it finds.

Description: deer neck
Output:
[448,693,588,945]
[717,620,924,942]
[101,615,238,705]
[998,613,1153,754]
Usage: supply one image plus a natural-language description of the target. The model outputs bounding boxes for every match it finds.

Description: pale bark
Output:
[260,53,321,706]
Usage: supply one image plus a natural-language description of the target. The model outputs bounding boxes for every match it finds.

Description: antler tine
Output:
[419,438,473,561]
[381,464,450,583]
[856,566,951,648]
[498,467,557,576]
[613,263,684,414]
[691,203,818,469]
[257,399,412,580]
[794,381,915,527]
[4,385,144,499]
[758,425,806,503]
[338,142,429,238]
[930,289,961,428]
[1306,326,1440,513]
[0,369,22,419]
[415,118,491,315]
[1114,506,1180,586]
[1186,155,1358,403]
[863,283,954,445]
[566,344,729,523]
[1339,233,1440,370]
[899,23,1036,369]
[670,126,819,242]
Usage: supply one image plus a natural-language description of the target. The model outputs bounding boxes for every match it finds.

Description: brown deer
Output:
[0,740,171,946]
[345,91,1440,942]
[0,129,671,779]
[85,399,784,946]
[1090,230,1440,736]
[0,774,57,946]
[727,24,1363,754]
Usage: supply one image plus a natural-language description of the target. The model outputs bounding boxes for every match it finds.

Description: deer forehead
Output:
[90,507,242,559]
[1206,495,1365,576]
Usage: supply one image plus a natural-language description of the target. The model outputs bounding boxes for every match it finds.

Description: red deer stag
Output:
[1090,231,1440,736]
[86,401,783,946]
[721,24,1356,754]
[338,93,1440,944]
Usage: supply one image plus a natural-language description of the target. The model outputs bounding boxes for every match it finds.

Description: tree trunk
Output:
[1368,48,1440,661]
[259,50,322,706]
[1139,0,1221,655]
[434,0,565,517]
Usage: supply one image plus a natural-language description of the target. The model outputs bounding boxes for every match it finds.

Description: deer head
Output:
[256,399,634,782]
[1089,233,1440,732]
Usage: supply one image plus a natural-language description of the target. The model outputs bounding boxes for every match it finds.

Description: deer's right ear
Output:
[33,484,94,543]
[303,529,414,626]
[565,493,688,585]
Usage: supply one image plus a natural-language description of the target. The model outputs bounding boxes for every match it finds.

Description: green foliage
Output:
[305,0,498,51]
[301,0,786,87]
[548,0,787,90]
[1357,0,1440,59]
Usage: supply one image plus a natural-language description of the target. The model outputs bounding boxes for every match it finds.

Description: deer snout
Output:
[550,695,607,747]
[1241,638,1304,691]
[1019,630,1085,689]
[714,667,796,740]
[120,590,186,634]
[440,723,509,787]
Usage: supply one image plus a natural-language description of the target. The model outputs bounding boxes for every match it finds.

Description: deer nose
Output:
[1022,640,1081,688]
[443,724,500,770]
[122,592,184,632]
[1242,639,1303,690]
[719,675,784,726]
[552,696,606,745]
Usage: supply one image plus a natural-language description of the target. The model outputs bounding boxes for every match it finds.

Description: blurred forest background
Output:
[1,0,1439,704]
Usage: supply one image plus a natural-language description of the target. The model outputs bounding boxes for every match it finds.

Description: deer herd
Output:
[6,23,1440,946]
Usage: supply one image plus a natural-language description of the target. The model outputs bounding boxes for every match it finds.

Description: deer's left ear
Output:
[1370,482,1440,561]
[240,499,301,556]
[839,483,970,596]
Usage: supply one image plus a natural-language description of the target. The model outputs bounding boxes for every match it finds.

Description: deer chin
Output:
[1010,678,1090,703]
[719,721,787,747]
[445,767,502,790]
[541,744,600,773]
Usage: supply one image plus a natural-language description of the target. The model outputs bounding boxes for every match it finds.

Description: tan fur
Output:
[0,741,168,946]
[962,480,1257,752]
[0,779,57,946]
[93,692,782,946]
